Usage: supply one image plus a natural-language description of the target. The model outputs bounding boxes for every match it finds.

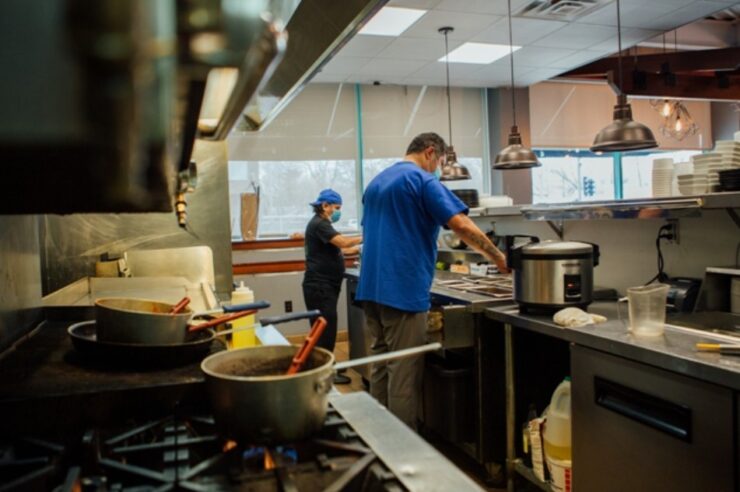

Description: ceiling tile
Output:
[473,17,568,46]
[401,10,500,39]
[407,60,491,79]
[588,28,662,52]
[320,56,372,74]
[337,36,395,57]
[532,23,618,49]
[357,58,429,78]
[545,50,609,70]
[435,0,531,16]
[376,36,464,60]
[512,46,577,66]
[576,0,693,27]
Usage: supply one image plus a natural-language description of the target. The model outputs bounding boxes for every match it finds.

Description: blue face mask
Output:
[330,209,341,223]
[434,167,442,180]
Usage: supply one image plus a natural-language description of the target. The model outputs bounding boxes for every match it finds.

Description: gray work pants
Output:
[363,301,427,430]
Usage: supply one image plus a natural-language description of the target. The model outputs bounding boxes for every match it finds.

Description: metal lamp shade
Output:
[591,96,657,152]
[493,127,540,170]
[440,146,472,181]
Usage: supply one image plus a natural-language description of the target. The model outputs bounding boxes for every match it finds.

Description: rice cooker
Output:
[505,235,600,313]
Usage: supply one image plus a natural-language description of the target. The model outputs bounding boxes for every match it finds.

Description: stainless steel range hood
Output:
[0,0,384,214]
[234,0,388,132]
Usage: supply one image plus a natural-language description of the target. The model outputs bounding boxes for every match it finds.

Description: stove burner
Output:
[0,437,65,491]
[11,409,405,491]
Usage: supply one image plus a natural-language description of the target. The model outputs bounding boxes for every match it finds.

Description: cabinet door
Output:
[571,345,734,492]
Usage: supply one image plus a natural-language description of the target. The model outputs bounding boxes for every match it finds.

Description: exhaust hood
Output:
[0,0,385,214]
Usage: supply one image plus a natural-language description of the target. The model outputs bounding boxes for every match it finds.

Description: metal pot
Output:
[506,235,600,313]
[201,342,442,443]
[202,345,335,443]
[94,297,269,345]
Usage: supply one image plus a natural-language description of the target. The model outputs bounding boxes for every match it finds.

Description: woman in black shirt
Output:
[303,189,362,384]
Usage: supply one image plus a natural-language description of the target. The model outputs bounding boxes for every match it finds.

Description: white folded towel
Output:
[553,307,607,328]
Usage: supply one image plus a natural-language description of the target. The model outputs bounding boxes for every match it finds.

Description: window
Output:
[228,160,358,239]
[359,85,487,193]
[531,150,615,204]
[226,83,490,240]
[531,149,705,204]
[227,84,358,240]
[621,150,701,199]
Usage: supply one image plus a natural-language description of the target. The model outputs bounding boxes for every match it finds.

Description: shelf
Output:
[520,192,740,221]
[514,460,552,491]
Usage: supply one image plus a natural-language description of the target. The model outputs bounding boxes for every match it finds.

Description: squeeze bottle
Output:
[230,282,256,348]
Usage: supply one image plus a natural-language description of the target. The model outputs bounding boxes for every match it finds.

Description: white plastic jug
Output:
[543,378,572,462]
[230,281,256,348]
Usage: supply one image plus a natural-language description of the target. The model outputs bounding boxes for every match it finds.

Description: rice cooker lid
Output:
[521,240,594,257]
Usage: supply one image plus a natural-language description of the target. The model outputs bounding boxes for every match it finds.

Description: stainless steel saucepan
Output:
[200,342,441,443]
[94,297,270,345]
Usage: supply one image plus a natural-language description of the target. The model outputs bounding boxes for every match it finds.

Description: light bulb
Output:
[675,117,682,132]
[661,101,672,117]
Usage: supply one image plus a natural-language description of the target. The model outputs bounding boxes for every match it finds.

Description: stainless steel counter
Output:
[344,268,512,310]
[330,392,484,492]
[484,302,740,391]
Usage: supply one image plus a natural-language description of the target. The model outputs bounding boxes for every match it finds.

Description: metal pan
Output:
[94,297,270,345]
[201,342,441,443]
[68,320,226,368]
[68,309,322,369]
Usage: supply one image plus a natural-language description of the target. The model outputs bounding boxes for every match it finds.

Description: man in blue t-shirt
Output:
[356,132,508,429]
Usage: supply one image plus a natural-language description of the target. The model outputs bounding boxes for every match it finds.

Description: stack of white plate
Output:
[677,173,708,195]
[651,158,674,197]
[714,140,740,169]
[691,153,723,191]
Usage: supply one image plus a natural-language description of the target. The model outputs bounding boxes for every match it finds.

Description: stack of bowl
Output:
[687,153,723,193]
[715,140,740,170]
[651,158,674,197]
[677,173,708,195]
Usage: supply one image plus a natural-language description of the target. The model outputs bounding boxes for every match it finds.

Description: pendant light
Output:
[438,26,471,181]
[590,0,656,152]
[493,0,540,170]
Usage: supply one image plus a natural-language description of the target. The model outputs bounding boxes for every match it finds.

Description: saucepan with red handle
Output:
[94,297,271,345]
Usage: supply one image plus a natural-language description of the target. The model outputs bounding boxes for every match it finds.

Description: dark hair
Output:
[406,132,447,156]
[312,203,324,215]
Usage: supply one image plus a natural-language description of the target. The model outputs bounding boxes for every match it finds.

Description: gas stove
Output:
[1,407,402,492]
[0,320,483,492]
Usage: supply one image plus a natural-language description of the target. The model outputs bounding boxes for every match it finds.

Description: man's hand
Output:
[446,214,509,273]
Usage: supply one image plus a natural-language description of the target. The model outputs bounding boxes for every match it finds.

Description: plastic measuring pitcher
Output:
[543,378,571,462]
[627,284,670,337]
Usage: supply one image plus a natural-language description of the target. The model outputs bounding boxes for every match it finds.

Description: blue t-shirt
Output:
[356,161,468,312]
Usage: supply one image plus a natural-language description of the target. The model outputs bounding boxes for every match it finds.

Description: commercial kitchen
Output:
[1,0,739,491]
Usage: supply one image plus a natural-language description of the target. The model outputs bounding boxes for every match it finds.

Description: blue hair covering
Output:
[309,189,342,206]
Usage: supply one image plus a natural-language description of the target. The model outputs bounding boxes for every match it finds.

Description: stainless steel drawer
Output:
[571,345,735,492]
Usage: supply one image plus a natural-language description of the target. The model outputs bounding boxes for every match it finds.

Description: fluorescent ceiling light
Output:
[439,42,521,64]
[359,7,426,36]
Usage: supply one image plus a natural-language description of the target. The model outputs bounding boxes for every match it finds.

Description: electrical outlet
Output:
[666,219,680,244]
[284,300,293,313]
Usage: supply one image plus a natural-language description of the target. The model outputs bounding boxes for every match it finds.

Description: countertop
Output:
[345,267,512,308]
[484,302,740,391]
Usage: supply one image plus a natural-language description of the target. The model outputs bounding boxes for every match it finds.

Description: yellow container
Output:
[230,282,257,349]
